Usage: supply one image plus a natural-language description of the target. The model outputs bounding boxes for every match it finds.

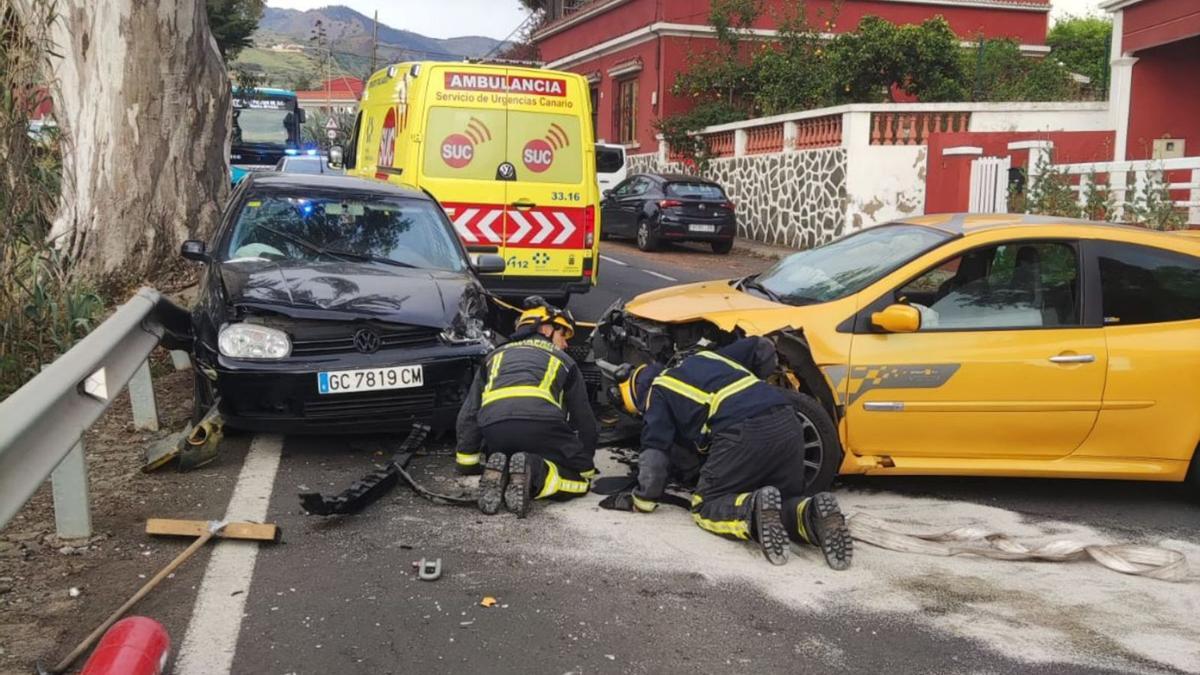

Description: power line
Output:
[482,11,539,60]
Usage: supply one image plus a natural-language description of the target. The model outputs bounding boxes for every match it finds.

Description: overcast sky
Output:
[266,0,1106,41]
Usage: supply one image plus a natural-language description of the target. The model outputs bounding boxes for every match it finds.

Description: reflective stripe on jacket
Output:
[639,337,790,455]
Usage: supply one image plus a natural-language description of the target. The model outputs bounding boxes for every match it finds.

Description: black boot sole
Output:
[754,486,789,566]
[505,452,532,518]
[810,492,853,571]
[478,453,508,515]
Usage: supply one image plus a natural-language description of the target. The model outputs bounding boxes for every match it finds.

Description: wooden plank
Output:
[145,518,279,542]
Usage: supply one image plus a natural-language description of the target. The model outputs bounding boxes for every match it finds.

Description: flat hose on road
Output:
[848,512,1192,582]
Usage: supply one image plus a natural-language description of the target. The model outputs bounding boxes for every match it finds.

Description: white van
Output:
[596,143,627,194]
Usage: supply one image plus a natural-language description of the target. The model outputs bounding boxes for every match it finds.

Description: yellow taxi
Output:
[340,61,600,304]
[594,214,1200,493]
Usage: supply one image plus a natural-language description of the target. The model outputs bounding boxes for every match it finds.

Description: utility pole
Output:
[370,10,379,75]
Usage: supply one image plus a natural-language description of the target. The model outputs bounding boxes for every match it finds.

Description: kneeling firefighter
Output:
[612,337,852,569]
[456,297,598,517]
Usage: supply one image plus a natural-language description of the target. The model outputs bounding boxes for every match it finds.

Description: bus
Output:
[230,87,306,184]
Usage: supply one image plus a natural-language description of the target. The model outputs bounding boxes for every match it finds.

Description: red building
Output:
[295,76,364,114]
[1104,0,1200,161]
[533,0,1052,151]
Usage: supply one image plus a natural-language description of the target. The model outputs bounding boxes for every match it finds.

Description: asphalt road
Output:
[149,239,1198,675]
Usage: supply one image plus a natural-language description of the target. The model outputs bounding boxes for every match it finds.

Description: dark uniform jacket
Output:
[640,337,788,456]
[456,328,597,456]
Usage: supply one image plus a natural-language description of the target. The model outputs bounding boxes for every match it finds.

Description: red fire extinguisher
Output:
[79,616,170,675]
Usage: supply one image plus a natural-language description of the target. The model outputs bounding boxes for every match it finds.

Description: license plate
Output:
[689,224,717,233]
[317,365,424,394]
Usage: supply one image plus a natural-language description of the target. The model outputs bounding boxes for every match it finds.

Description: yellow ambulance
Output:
[341,61,600,303]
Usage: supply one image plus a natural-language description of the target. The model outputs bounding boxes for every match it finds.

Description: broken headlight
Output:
[218,323,291,359]
[441,290,493,346]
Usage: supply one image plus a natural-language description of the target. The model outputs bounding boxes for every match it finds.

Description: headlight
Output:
[218,323,291,359]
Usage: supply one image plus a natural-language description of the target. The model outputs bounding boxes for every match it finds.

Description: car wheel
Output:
[778,388,843,495]
[191,368,215,426]
[710,239,733,255]
[636,219,658,252]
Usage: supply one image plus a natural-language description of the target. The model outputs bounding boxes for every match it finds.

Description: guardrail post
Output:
[128,359,159,431]
[51,440,92,539]
[170,350,191,371]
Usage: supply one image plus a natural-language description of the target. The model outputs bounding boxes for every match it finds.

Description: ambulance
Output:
[340,61,600,303]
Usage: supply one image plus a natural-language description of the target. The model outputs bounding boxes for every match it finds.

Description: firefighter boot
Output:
[791,492,853,570]
[753,486,789,566]
[478,453,509,515]
[504,452,533,518]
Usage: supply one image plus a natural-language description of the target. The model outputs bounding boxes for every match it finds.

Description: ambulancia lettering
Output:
[444,72,567,97]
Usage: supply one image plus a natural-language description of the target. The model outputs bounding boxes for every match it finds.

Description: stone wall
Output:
[624,149,848,249]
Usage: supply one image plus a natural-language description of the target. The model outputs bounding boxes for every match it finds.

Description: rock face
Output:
[16,0,231,281]
[627,149,848,249]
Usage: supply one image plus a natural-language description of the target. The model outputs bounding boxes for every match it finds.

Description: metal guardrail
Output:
[0,287,191,538]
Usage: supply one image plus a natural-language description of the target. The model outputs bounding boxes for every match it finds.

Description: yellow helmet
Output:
[515,296,576,339]
[612,362,661,416]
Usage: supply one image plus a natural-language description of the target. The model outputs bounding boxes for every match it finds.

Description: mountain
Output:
[256,6,510,62]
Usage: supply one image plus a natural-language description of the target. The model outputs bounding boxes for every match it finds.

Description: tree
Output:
[823,16,966,104]
[1047,16,1112,92]
[11,0,231,282]
[963,38,1077,101]
[205,0,265,60]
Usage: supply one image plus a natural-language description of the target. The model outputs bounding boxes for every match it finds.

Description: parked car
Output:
[594,213,1200,495]
[275,154,342,175]
[600,173,737,253]
[595,143,627,195]
[180,172,505,433]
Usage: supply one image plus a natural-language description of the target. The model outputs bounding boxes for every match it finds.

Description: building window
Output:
[615,77,637,145]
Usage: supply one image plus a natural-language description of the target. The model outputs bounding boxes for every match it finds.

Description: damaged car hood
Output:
[625,279,804,334]
[219,259,473,328]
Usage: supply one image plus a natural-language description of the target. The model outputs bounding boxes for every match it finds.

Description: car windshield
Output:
[224,193,467,272]
[281,158,326,174]
[596,146,624,173]
[666,182,725,199]
[750,225,951,305]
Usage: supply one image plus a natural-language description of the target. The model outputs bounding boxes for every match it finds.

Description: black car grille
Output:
[304,390,438,418]
[280,321,442,357]
[564,343,602,395]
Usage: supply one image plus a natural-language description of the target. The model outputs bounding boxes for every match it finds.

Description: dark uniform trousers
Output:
[690,405,812,541]
[481,419,595,501]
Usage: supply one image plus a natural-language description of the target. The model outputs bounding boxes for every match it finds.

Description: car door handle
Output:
[510,200,536,210]
[1049,354,1095,364]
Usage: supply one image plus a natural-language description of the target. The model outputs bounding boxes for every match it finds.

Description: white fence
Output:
[1051,156,1200,225]
[969,156,1011,213]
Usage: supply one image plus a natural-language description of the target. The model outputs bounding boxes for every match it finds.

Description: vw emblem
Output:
[353,329,381,354]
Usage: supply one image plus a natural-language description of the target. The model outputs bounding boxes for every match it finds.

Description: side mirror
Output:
[603,189,612,199]
[180,240,210,263]
[871,304,921,333]
[474,253,506,274]
[328,145,344,169]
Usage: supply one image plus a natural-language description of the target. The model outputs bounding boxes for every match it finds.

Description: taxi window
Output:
[422,106,507,181]
[508,111,583,185]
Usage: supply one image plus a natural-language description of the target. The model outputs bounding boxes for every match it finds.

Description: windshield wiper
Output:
[739,275,782,303]
[323,249,417,269]
[251,224,356,263]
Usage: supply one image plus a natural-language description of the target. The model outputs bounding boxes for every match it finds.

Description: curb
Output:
[731,239,796,261]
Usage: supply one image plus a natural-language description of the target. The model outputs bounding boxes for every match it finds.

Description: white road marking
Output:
[642,269,678,282]
[175,434,284,675]
[599,255,628,266]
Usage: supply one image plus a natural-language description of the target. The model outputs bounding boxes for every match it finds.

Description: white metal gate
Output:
[968,156,1011,213]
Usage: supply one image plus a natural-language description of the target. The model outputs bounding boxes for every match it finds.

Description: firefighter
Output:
[456,297,598,518]
[611,337,852,569]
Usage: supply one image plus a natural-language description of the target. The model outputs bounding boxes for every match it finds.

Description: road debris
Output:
[142,406,225,472]
[479,596,497,608]
[412,558,441,581]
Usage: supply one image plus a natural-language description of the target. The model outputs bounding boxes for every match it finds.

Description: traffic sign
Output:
[324,117,339,131]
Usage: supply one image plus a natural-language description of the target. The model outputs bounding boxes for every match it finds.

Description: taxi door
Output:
[416,69,510,267]
[503,74,591,282]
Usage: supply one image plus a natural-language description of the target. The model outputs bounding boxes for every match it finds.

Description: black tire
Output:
[1186,445,1200,502]
[777,388,843,495]
[636,219,659,252]
[710,239,734,255]
[191,368,215,426]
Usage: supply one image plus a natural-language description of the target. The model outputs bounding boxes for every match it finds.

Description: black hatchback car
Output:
[180,172,505,433]
[600,173,737,253]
